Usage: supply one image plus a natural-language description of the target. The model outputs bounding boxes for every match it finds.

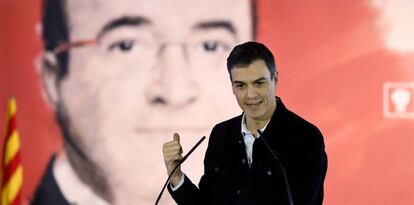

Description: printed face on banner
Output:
[44,0,252,203]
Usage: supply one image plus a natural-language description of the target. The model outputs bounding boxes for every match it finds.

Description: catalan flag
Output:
[1,98,23,205]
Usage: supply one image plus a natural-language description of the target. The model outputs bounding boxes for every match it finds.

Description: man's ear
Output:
[273,71,279,85]
[41,51,60,108]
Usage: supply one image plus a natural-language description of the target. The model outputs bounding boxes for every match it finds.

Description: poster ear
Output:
[41,51,60,108]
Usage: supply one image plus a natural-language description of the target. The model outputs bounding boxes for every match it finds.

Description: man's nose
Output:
[146,44,199,108]
[246,85,258,99]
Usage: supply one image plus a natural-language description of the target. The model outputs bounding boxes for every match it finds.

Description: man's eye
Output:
[202,41,228,52]
[203,41,218,52]
[108,40,134,52]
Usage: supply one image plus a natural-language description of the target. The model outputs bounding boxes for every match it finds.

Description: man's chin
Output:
[244,111,268,121]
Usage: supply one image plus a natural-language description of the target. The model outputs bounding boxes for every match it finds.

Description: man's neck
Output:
[53,152,109,205]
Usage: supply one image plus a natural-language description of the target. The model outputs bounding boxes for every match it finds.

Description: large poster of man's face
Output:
[0,0,413,204]
[40,0,251,204]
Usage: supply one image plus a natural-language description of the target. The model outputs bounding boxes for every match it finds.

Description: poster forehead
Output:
[66,0,252,40]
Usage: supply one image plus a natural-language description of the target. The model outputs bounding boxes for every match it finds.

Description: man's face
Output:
[231,60,276,122]
[46,0,252,202]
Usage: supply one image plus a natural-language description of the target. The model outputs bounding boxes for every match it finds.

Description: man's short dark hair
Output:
[226,41,276,80]
[42,0,69,79]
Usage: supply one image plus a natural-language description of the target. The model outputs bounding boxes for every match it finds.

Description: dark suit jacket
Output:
[31,156,71,205]
[169,97,327,205]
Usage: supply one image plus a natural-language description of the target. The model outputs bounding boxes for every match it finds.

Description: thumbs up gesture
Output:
[162,133,183,186]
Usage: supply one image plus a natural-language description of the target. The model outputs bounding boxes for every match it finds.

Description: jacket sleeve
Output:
[167,174,204,205]
[168,125,223,205]
[290,127,328,205]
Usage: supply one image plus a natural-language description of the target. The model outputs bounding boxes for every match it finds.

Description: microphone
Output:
[155,136,206,205]
[257,130,294,205]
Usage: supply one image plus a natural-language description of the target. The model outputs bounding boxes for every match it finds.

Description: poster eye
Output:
[109,40,135,52]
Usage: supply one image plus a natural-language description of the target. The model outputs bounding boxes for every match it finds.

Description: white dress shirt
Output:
[241,113,270,166]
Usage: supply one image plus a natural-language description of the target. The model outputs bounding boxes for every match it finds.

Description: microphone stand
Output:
[155,136,206,205]
[257,130,294,205]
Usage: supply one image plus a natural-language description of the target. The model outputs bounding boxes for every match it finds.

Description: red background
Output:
[1,0,414,204]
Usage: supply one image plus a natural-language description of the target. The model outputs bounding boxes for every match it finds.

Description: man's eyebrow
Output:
[193,20,236,35]
[233,77,267,84]
[253,77,267,83]
[98,16,151,38]
[233,80,245,84]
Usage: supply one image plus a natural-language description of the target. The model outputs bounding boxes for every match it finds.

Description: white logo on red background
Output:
[383,82,414,119]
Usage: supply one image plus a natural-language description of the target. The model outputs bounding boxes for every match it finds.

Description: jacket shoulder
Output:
[282,109,325,149]
[214,114,242,130]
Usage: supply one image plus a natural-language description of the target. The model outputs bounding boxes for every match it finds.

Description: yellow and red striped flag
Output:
[1,97,23,205]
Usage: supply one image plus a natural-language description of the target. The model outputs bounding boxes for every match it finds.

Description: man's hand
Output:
[163,133,184,186]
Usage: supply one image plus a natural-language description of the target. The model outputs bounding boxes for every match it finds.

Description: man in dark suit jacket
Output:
[162,41,328,205]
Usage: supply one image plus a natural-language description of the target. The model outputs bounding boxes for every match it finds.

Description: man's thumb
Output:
[173,133,180,143]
